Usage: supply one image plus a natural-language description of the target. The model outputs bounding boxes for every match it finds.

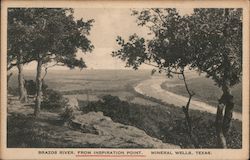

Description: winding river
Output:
[134,76,242,121]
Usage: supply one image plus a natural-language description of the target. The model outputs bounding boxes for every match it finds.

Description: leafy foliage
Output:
[113,9,194,75]
[113,8,242,87]
[8,8,94,70]
[189,8,242,87]
[7,9,36,70]
[41,89,68,110]
[60,107,75,122]
[113,35,147,70]
[25,80,48,96]
[25,80,37,95]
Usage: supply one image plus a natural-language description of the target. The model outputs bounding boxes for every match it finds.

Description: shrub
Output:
[80,95,131,122]
[41,89,68,110]
[25,80,36,95]
[25,80,48,96]
[60,107,74,122]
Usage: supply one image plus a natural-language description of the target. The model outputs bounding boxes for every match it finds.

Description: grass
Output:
[8,113,52,148]
[7,112,96,148]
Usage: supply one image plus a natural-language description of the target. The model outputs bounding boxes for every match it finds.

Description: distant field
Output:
[8,69,153,103]
[161,74,242,112]
[8,69,242,112]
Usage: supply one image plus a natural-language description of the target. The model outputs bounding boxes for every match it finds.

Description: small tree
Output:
[36,8,93,117]
[112,8,198,147]
[14,8,94,116]
[189,8,242,148]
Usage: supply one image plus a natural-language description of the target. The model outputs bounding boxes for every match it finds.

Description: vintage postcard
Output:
[1,0,249,159]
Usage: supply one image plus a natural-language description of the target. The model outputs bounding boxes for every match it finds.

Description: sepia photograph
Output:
[1,0,249,159]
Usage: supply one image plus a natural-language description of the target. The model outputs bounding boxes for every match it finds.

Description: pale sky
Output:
[24,8,193,70]
[73,8,151,70]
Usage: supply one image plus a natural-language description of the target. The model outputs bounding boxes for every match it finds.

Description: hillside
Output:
[7,95,179,148]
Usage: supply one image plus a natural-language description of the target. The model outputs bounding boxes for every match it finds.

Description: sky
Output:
[24,8,193,70]
[73,8,150,70]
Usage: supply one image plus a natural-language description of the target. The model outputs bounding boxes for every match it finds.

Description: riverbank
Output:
[134,76,242,121]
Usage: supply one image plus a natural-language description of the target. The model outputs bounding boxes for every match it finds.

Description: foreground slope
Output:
[7,95,179,148]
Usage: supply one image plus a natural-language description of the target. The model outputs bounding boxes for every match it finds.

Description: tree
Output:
[33,8,94,116]
[113,8,242,148]
[8,9,36,102]
[10,8,94,116]
[112,9,198,147]
[189,8,242,148]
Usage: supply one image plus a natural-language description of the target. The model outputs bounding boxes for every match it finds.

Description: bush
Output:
[60,107,74,122]
[41,89,68,110]
[80,95,131,123]
[25,80,36,95]
[25,80,48,96]
[8,79,49,98]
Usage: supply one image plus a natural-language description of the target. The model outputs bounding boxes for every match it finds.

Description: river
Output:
[134,76,242,121]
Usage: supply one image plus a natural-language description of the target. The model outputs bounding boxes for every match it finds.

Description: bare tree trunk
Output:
[182,96,197,148]
[34,58,43,117]
[214,8,231,148]
[17,55,28,103]
[221,9,234,136]
[181,71,198,148]
[222,86,234,136]
[215,102,227,148]
[7,72,13,87]
[215,83,232,148]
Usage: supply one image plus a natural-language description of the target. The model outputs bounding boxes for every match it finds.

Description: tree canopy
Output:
[32,8,93,68]
[8,8,35,70]
[189,8,242,87]
[112,9,195,77]
[8,8,94,70]
[113,8,242,86]
[8,8,95,116]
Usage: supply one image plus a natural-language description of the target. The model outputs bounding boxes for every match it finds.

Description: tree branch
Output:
[8,58,34,71]
[41,62,59,81]
[143,61,182,75]
[182,70,195,98]
[150,9,167,27]
[181,70,198,148]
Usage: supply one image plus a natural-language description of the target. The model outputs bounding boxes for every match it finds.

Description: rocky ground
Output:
[7,95,180,148]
